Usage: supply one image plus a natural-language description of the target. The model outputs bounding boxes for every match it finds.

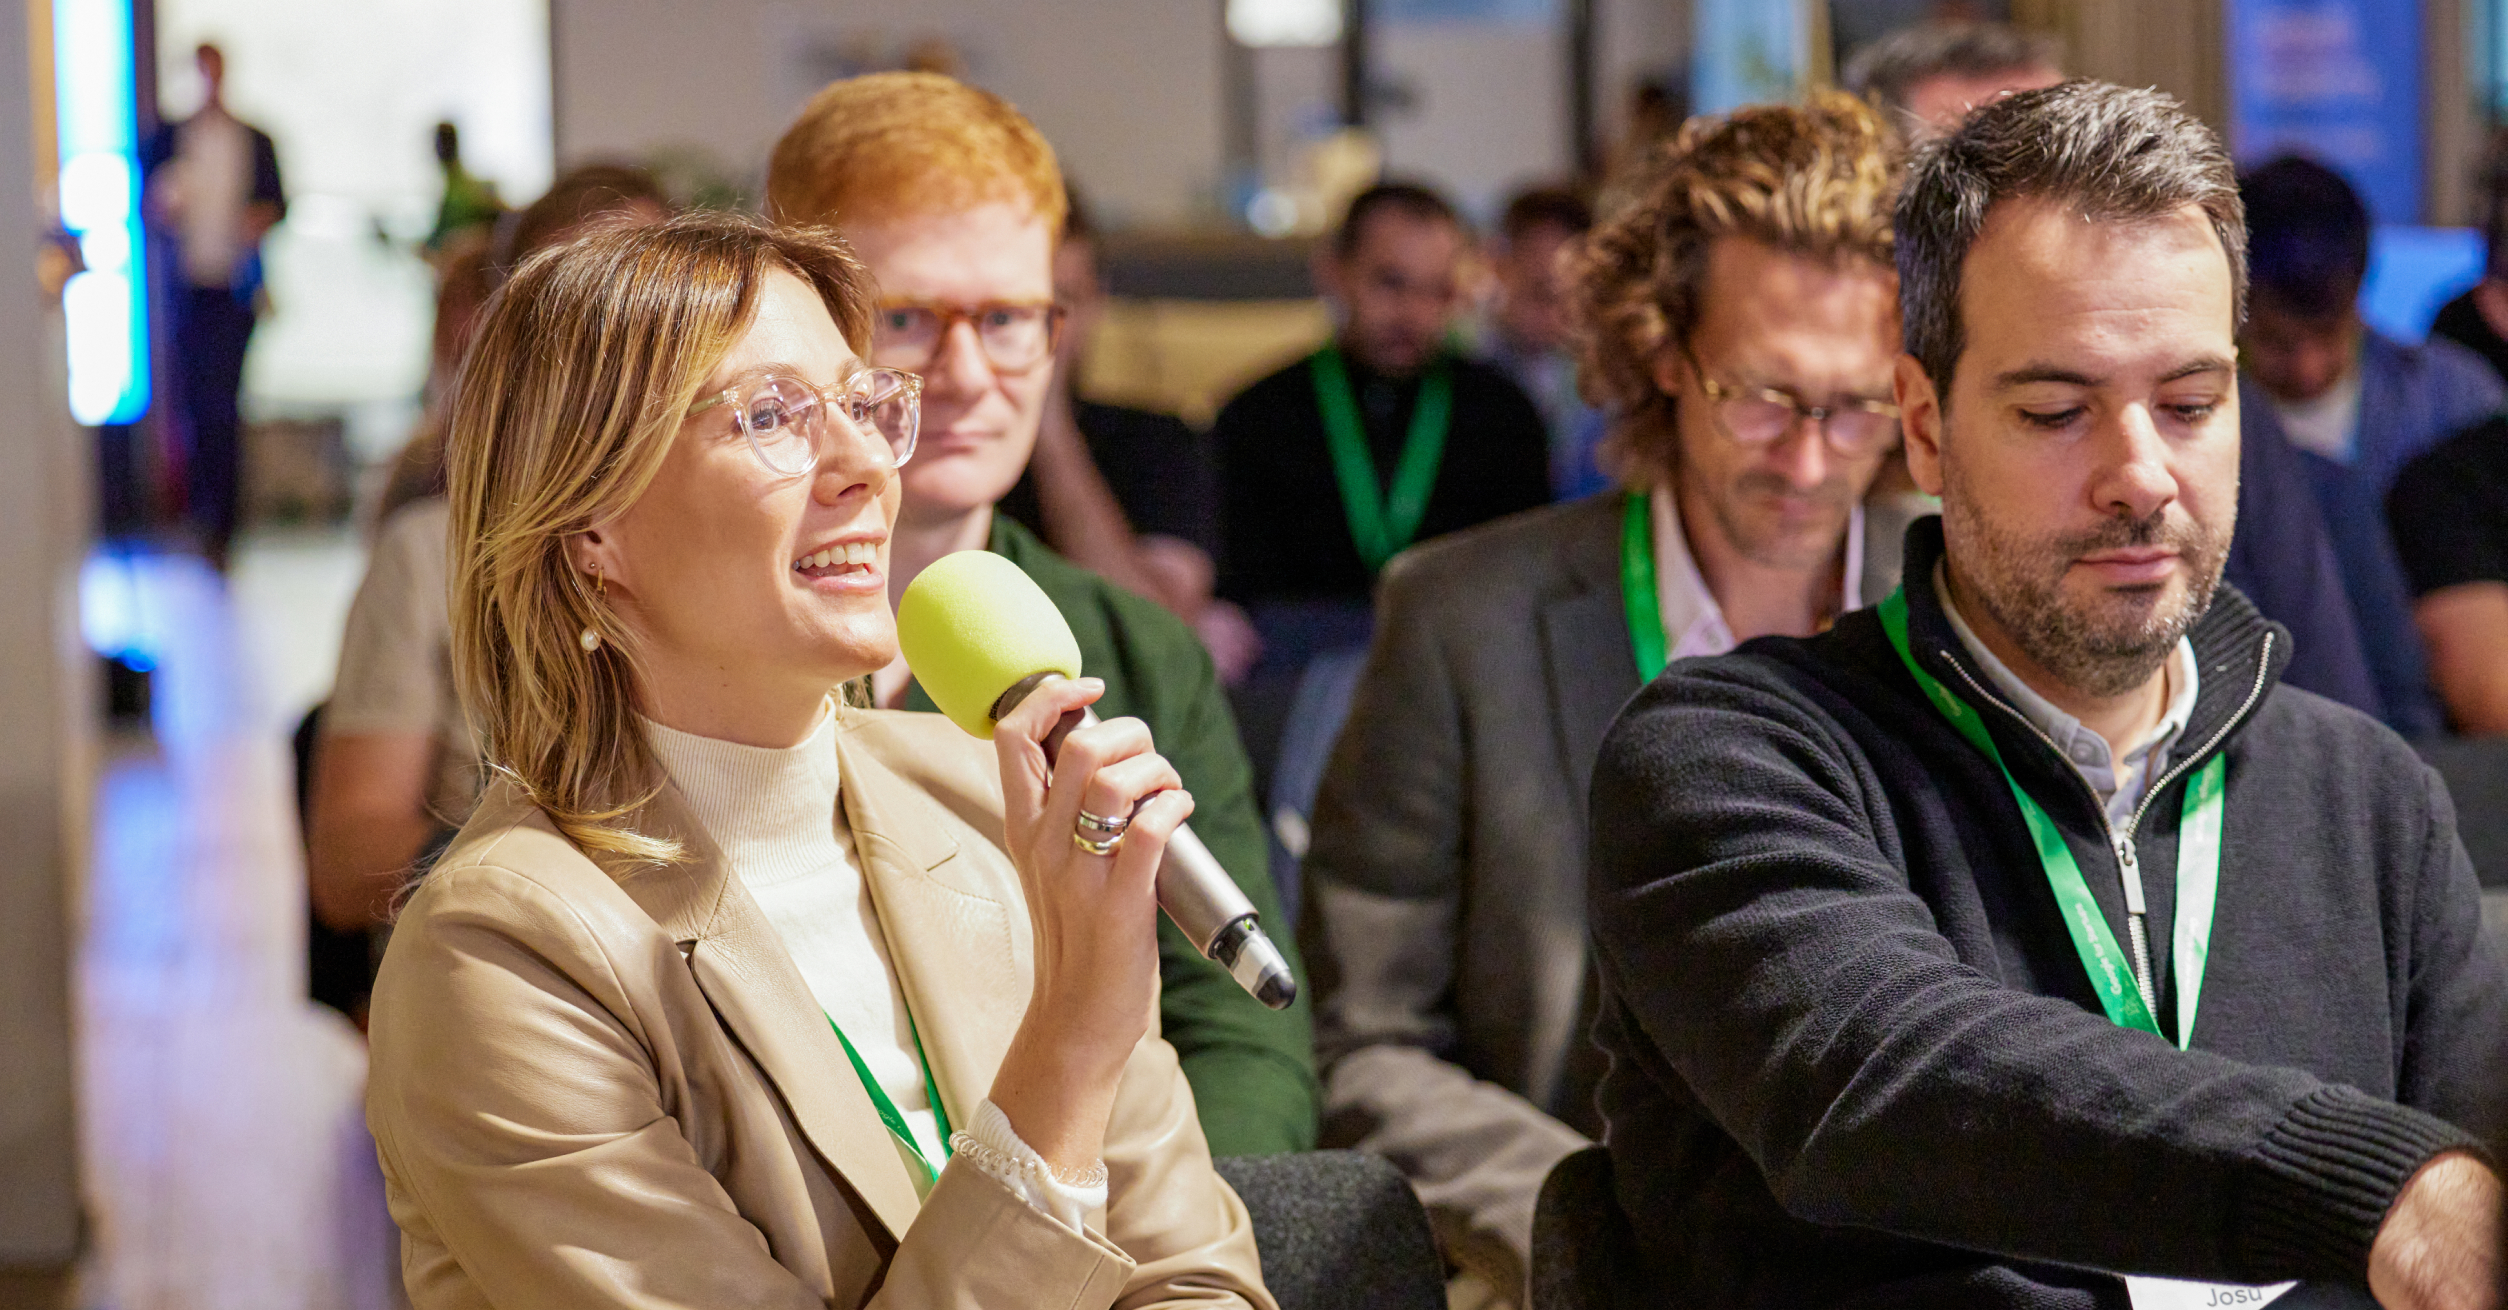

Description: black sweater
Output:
[1213,349,1551,607]
[1587,518,2507,1308]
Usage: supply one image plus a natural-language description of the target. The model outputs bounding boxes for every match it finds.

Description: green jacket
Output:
[905,517,1319,1154]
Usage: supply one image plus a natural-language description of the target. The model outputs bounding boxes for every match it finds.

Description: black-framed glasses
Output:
[1690,359,1901,457]
[688,367,923,476]
[871,300,1065,374]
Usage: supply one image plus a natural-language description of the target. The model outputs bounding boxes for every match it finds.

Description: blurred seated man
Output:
[1301,94,1903,1302]
[1474,185,1605,499]
[1843,19,2063,140]
[1590,81,2508,1307]
[765,72,1317,1156]
[1213,182,1551,672]
[2389,417,2508,733]
[305,163,671,1021]
[2240,156,2503,738]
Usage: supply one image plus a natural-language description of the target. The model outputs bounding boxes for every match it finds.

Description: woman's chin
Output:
[800,625,898,685]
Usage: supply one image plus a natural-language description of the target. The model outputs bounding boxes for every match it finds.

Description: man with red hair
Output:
[765,73,1317,1156]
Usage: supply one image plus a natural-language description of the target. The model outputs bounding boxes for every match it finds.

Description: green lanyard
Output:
[1310,345,1455,573]
[1621,488,1669,680]
[1878,587,2224,1048]
[826,1010,955,1189]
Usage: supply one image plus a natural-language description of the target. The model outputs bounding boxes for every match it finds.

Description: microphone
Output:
[897,550,1298,1010]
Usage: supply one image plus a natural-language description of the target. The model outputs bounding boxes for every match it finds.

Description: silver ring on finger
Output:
[1071,827,1124,857]
[1074,807,1132,838]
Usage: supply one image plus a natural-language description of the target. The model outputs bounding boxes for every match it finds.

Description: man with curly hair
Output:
[1298,92,1903,1303]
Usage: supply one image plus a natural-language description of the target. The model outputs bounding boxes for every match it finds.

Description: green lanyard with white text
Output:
[1878,587,2225,1048]
[1310,345,1454,573]
[826,1009,955,1189]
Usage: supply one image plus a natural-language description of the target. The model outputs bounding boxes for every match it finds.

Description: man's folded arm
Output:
[1586,675,2479,1288]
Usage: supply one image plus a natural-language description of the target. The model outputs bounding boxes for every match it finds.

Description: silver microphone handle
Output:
[1157,820,1299,1010]
[1000,674,1298,1010]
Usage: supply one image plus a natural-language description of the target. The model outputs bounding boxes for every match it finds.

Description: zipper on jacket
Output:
[1933,631,2275,1023]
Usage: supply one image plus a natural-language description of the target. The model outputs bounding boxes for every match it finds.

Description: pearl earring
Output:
[580,567,605,653]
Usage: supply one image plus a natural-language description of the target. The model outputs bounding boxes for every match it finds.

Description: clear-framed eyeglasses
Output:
[1690,357,1902,457]
[871,300,1065,374]
[688,367,923,477]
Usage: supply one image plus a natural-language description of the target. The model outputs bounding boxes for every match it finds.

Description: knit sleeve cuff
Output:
[2235,1084,2482,1282]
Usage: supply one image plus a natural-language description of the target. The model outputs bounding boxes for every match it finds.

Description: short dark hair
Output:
[1334,181,1463,258]
[1499,185,1594,245]
[2239,155,2370,318]
[1896,80,2248,400]
[505,163,672,269]
[1844,22,2064,129]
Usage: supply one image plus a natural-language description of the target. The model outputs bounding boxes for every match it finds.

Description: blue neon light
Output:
[54,0,150,427]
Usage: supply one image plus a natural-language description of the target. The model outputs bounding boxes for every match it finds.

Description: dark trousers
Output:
[172,284,256,562]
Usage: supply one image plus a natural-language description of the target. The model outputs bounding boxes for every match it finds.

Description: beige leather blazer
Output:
[365,708,1275,1309]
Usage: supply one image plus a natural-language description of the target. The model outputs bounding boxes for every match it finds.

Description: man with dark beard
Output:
[1586,81,2508,1309]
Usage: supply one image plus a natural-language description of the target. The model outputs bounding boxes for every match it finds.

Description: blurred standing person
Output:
[1475,185,1607,500]
[765,72,1317,1157]
[1302,95,1903,1304]
[305,164,672,1021]
[1213,182,1551,670]
[2239,155,2503,737]
[142,42,284,574]
[422,122,503,259]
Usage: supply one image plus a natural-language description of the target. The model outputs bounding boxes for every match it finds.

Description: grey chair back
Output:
[1530,1144,1640,1310]
[2416,735,2508,888]
[1214,1151,1443,1310]
[2412,736,2508,959]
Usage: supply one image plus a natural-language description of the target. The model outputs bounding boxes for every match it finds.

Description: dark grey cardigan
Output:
[1588,517,2506,1308]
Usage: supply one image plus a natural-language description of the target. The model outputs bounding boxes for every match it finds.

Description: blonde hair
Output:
[444,212,874,864]
[1574,91,1899,486]
[764,71,1067,234]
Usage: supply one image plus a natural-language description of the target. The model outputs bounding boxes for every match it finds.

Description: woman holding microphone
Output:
[364,211,1271,1307]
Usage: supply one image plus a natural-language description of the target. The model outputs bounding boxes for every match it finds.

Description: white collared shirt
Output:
[1649,485,1865,661]
[1935,561,2201,833]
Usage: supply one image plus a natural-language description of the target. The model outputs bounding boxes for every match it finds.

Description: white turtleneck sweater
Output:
[642,708,1103,1229]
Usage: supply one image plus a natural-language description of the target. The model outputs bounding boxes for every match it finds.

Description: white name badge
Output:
[2123,1276,2297,1309]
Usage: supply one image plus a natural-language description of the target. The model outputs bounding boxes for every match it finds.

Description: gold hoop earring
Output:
[580,567,605,653]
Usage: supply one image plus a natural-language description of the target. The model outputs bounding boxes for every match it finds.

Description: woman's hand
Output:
[985,675,1194,1180]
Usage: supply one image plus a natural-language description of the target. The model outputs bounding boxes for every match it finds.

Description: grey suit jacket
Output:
[1299,492,1637,1294]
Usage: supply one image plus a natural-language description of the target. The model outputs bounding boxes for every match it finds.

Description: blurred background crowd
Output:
[14,0,2508,1305]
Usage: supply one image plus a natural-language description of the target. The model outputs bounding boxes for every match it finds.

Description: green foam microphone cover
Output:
[895,550,1085,738]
